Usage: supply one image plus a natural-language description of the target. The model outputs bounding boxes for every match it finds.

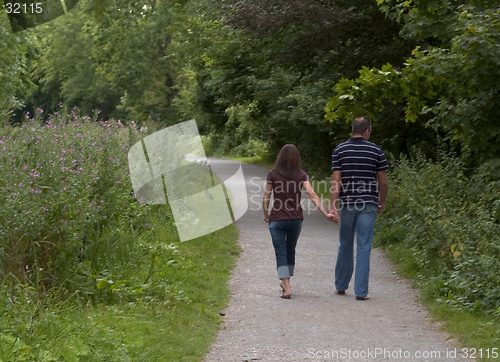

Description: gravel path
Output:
[204,159,469,362]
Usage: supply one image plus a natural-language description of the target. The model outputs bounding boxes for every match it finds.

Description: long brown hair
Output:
[274,144,302,179]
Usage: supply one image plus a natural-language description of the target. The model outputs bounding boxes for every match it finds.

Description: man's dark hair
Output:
[352,116,372,135]
[275,144,302,179]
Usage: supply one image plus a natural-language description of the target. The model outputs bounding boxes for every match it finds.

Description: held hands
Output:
[326,209,339,224]
[325,213,338,223]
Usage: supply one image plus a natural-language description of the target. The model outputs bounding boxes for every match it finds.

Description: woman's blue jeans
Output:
[268,219,302,279]
[335,203,377,297]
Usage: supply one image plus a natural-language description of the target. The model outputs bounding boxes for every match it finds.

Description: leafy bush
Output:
[0,110,162,296]
[375,155,500,316]
[0,110,243,359]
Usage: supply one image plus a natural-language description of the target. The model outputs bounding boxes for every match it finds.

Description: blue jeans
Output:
[335,203,377,297]
[269,219,302,279]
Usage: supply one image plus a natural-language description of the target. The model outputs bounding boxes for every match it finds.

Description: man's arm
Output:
[330,170,341,217]
[377,170,387,212]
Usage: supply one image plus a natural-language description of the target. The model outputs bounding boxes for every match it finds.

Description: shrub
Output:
[376,155,500,316]
[0,110,159,296]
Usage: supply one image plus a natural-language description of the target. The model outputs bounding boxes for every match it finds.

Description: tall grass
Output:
[0,110,241,360]
[0,109,151,293]
[375,155,500,316]
[373,155,500,358]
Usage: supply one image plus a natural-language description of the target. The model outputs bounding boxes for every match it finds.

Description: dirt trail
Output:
[204,160,469,362]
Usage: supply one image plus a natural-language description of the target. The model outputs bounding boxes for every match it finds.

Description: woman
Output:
[262,144,336,299]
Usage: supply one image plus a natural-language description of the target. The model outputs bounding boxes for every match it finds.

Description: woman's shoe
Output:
[281,293,291,299]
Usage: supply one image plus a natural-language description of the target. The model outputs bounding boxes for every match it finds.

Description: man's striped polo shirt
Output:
[331,137,389,207]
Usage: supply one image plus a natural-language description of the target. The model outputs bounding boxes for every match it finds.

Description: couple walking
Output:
[262,117,389,299]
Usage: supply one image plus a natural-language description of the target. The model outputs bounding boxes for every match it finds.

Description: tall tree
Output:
[325,0,500,164]
[29,0,185,122]
[0,13,32,118]
[183,0,415,173]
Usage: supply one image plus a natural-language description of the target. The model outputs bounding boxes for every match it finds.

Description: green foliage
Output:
[27,0,185,122]
[0,224,240,361]
[377,0,497,42]
[8,0,418,170]
[377,0,469,42]
[327,1,500,164]
[375,155,500,316]
[31,9,121,118]
[225,0,413,80]
[180,0,415,175]
[0,12,33,113]
[0,109,241,360]
[405,7,500,162]
[325,64,407,123]
[0,112,159,293]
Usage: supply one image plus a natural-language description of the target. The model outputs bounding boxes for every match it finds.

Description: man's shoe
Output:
[337,290,345,295]
[356,296,369,301]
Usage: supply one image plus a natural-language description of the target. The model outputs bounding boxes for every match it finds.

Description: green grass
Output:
[0,115,242,361]
[0,224,240,361]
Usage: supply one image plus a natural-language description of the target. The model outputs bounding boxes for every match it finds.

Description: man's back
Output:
[331,137,389,208]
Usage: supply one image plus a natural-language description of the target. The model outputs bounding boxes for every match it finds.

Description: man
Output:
[330,116,388,300]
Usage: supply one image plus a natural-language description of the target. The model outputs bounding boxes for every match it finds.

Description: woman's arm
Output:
[302,181,337,223]
[262,182,272,222]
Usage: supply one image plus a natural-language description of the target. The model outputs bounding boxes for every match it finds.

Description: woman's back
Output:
[266,169,308,222]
